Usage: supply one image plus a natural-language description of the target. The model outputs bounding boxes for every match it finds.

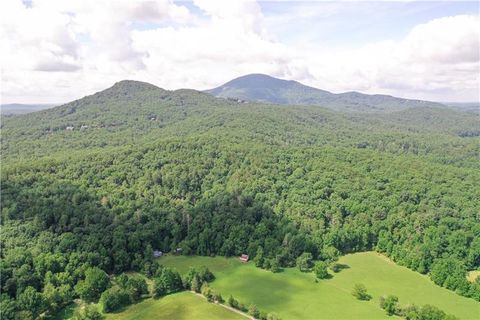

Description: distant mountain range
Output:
[3,79,479,163]
[3,75,476,116]
[206,74,444,112]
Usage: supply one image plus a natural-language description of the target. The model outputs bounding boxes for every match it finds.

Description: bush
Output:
[100,287,130,313]
[314,261,329,279]
[351,283,371,301]
[74,267,111,303]
[72,304,104,320]
[227,295,238,308]
[153,267,182,297]
[248,304,260,318]
[296,252,313,272]
[379,295,399,316]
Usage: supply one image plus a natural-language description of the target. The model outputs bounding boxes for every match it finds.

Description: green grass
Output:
[160,252,480,320]
[104,292,246,320]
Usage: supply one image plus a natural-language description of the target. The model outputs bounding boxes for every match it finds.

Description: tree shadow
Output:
[331,263,350,273]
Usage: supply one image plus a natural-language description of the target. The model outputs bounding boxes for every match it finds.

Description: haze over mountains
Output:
[0,103,58,115]
[206,74,445,112]
[2,74,476,115]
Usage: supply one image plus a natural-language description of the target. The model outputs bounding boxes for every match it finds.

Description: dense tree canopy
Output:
[1,82,479,317]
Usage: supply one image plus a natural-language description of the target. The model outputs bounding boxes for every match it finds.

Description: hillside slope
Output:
[1,80,479,319]
[206,74,444,112]
[2,80,478,167]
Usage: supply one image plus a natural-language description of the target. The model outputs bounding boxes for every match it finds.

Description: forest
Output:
[1,81,479,318]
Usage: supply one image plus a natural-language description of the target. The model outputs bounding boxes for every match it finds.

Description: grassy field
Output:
[104,291,246,320]
[160,252,480,320]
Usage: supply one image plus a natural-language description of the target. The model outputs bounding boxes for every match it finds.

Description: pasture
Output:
[160,252,480,319]
[104,291,246,320]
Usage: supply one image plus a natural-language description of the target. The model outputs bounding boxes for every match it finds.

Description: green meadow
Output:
[104,291,246,320]
[160,252,480,320]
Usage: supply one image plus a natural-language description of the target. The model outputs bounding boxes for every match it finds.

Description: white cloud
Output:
[303,15,480,101]
[0,0,478,103]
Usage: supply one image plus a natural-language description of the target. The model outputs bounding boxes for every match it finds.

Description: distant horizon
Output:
[2,73,480,106]
[2,71,480,107]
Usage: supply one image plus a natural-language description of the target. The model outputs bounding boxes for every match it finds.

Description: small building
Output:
[80,125,89,130]
[175,248,183,254]
[66,126,74,131]
[239,254,249,263]
[153,250,163,258]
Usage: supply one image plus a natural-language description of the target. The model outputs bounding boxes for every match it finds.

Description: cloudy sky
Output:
[1,0,479,103]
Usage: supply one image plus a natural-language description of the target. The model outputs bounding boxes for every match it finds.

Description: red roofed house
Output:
[239,254,249,263]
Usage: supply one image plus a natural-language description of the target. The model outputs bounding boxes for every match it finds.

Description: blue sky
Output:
[1,0,479,103]
[259,1,479,48]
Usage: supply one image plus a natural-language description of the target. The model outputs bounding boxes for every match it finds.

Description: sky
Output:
[0,0,479,104]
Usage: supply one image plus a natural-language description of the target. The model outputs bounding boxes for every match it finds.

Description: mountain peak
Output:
[206,74,443,112]
[220,73,299,89]
[110,80,160,91]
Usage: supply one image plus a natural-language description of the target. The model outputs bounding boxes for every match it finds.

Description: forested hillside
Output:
[1,80,479,318]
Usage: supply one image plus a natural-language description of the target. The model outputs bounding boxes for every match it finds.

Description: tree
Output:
[17,286,44,319]
[314,261,329,279]
[75,267,111,302]
[248,304,260,318]
[73,304,104,320]
[227,295,238,308]
[153,267,183,297]
[380,295,399,316]
[100,287,130,313]
[254,247,265,268]
[351,283,371,300]
[430,258,467,290]
[201,282,212,301]
[191,275,201,293]
[270,259,280,273]
[42,282,63,314]
[198,266,215,282]
[296,252,313,272]
[266,313,280,320]
[0,294,16,320]
[321,246,340,263]
[116,273,129,289]
[125,277,148,302]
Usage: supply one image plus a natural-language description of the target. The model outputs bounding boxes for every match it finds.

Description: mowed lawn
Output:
[104,291,246,320]
[160,252,480,320]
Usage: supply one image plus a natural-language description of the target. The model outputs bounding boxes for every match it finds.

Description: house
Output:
[66,126,74,131]
[153,250,163,258]
[80,125,89,130]
[239,254,249,263]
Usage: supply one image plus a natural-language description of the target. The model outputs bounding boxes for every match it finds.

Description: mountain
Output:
[2,80,478,168]
[205,74,444,112]
[2,79,480,318]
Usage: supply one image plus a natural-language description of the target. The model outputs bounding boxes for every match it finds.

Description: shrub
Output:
[352,283,371,301]
[100,287,130,313]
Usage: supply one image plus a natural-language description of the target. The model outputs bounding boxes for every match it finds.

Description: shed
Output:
[153,250,163,258]
[239,254,249,262]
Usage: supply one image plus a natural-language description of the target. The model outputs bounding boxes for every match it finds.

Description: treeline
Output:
[379,295,459,320]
